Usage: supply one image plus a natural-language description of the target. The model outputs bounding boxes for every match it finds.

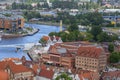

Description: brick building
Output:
[0,60,34,80]
[42,41,94,69]
[42,44,75,68]
[101,70,120,80]
[101,71,120,80]
[0,14,24,31]
[75,46,107,72]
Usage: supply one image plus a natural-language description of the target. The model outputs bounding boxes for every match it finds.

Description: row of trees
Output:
[90,26,118,42]
[12,2,33,10]
[48,24,118,42]
[10,0,102,10]
[56,12,104,26]
[23,11,41,21]
[52,1,78,9]
[11,2,49,10]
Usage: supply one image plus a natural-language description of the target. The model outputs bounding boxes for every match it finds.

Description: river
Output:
[0,23,60,60]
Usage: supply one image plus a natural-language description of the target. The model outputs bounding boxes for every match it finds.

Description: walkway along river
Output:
[0,23,60,60]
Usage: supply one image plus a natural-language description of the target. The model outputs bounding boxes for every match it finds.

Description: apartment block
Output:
[75,46,107,72]
[0,14,24,31]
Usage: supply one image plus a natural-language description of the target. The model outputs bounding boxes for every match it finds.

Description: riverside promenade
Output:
[1,28,39,39]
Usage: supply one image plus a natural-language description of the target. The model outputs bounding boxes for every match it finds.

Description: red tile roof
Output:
[0,70,9,80]
[0,60,33,74]
[79,71,99,80]
[42,36,60,41]
[0,61,7,70]
[102,71,120,79]
[2,58,20,61]
[10,64,32,74]
[39,69,54,79]
[77,46,103,58]
[48,45,72,57]
[42,36,49,41]
[32,64,39,74]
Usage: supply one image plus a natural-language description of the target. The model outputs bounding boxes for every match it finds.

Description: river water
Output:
[0,23,60,60]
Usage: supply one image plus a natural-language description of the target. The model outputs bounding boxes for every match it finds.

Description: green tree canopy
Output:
[108,43,114,53]
[39,38,47,46]
[68,24,79,32]
[55,73,72,80]
[90,26,102,41]
[97,32,118,42]
[109,52,120,63]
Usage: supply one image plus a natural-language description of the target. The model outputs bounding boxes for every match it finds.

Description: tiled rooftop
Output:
[77,46,103,58]
[39,69,54,79]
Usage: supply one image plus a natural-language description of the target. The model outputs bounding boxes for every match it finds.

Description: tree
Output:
[90,26,102,41]
[49,32,58,36]
[97,0,102,6]
[83,32,93,41]
[109,52,120,63]
[39,38,47,47]
[88,12,104,25]
[55,73,72,80]
[58,32,69,42]
[97,32,118,42]
[37,3,41,9]
[108,43,114,52]
[68,24,79,32]
[97,32,111,42]
[12,2,17,9]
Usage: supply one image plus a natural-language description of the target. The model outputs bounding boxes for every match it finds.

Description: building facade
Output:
[0,60,34,80]
[0,14,24,31]
[75,46,107,72]
[42,44,74,68]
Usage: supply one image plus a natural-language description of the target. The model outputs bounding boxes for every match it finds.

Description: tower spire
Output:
[60,20,62,32]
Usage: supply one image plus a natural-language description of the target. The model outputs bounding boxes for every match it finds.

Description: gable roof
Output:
[42,36,61,42]
[77,46,103,58]
[102,71,120,79]
[48,45,72,57]
[79,71,99,80]
[39,69,54,79]
[0,70,9,80]
[9,64,32,74]
[0,60,33,74]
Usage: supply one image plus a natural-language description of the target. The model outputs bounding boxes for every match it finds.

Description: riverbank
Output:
[2,28,39,39]
[27,21,68,27]
[0,23,60,60]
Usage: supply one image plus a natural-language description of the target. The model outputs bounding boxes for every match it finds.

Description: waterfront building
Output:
[42,35,63,45]
[75,46,107,72]
[0,14,24,32]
